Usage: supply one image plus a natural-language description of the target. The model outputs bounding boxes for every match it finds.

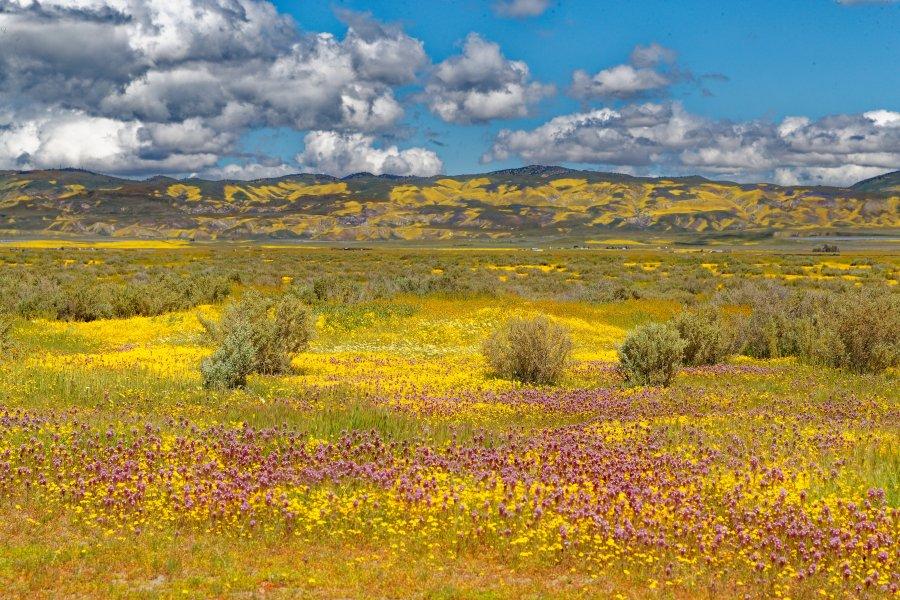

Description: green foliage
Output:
[721,282,812,359]
[200,322,256,390]
[482,316,573,385]
[0,313,12,353]
[799,288,899,374]
[670,306,733,366]
[0,269,231,322]
[618,322,687,387]
[291,276,369,304]
[566,280,643,303]
[201,292,315,388]
[719,280,900,374]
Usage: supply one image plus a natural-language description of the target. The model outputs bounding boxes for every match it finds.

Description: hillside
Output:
[851,170,900,195]
[0,166,897,241]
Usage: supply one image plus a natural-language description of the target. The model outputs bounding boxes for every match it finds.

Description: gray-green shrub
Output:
[201,292,315,388]
[618,322,687,387]
[482,315,573,384]
[200,323,256,389]
[719,282,812,359]
[0,313,12,352]
[799,288,899,373]
[670,306,733,366]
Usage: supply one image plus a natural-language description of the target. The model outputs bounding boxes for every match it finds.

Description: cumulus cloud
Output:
[773,166,891,187]
[493,0,551,18]
[200,161,299,181]
[295,131,443,177]
[0,109,219,174]
[485,103,900,185]
[336,10,429,85]
[424,33,554,124]
[569,43,680,101]
[0,0,430,176]
[629,43,678,68]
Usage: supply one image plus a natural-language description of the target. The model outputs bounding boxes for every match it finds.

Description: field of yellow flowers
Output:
[0,245,897,598]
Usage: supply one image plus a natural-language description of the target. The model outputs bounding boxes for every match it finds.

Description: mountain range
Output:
[1,166,897,241]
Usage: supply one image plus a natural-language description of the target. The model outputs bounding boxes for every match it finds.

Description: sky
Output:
[0,0,897,186]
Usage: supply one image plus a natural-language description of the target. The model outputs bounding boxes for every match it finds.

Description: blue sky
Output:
[0,0,897,185]
[263,0,900,176]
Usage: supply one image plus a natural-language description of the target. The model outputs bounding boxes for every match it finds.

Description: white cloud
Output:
[337,10,429,85]
[569,43,679,101]
[295,131,443,177]
[629,43,677,68]
[570,65,671,101]
[200,162,298,181]
[773,166,890,187]
[425,35,555,126]
[0,109,218,174]
[486,103,900,185]
[424,34,553,124]
[493,0,551,18]
[0,0,431,176]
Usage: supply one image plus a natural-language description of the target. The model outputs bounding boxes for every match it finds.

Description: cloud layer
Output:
[295,131,443,177]
[486,103,900,186]
[424,33,554,124]
[0,0,434,176]
[493,0,552,18]
[570,44,678,101]
[0,1,895,186]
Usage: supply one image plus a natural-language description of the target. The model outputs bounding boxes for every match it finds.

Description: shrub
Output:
[618,322,686,387]
[201,292,315,388]
[0,313,12,352]
[255,295,316,374]
[0,270,231,322]
[670,306,733,366]
[291,276,368,304]
[54,282,116,322]
[718,282,813,359]
[482,315,572,384]
[566,280,642,303]
[800,288,899,374]
[200,323,256,389]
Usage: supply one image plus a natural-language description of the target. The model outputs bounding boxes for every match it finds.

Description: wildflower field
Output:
[0,244,897,598]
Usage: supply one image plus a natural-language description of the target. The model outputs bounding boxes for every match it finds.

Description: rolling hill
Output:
[851,170,900,195]
[0,166,897,241]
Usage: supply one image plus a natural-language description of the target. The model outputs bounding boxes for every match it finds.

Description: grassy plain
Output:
[0,243,897,598]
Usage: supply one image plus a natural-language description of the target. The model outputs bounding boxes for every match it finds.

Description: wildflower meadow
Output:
[0,244,896,598]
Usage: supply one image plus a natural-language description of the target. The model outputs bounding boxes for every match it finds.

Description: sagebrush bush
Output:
[0,313,12,352]
[718,282,812,359]
[291,276,369,304]
[54,282,116,321]
[800,288,899,373]
[618,322,686,387]
[200,323,256,389]
[482,315,572,384]
[201,292,315,388]
[670,306,733,366]
[717,281,899,373]
[0,269,230,322]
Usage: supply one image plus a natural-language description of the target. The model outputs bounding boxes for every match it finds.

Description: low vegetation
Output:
[0,243,897,598]
[482,315,573,384]
[722,281,899,373]
[201,292,315,388]
[0,313,11,352]
[670,305,733,366]
[617,322,686,387]
[0,270,232,321]
[800,288,899,373]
